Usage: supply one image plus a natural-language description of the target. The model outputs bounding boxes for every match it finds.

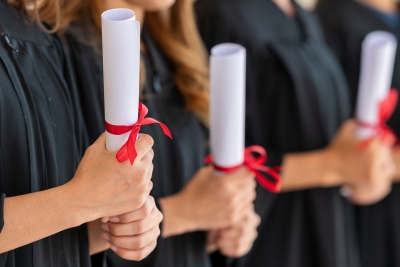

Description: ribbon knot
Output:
[358,89,399,149]
[205,146,282,193]
[105,102,172,164]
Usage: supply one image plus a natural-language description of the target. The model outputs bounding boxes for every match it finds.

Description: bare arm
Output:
[281,149,341,191]
[0,184,89,253]
[0,134,155,255]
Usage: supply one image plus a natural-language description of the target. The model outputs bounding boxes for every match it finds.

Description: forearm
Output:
[87,219,110,255]
[0,184,88,253]
[158,194,197,238]
[281,149,341,192]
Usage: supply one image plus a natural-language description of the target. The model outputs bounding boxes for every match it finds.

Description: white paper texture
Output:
[356,31,397,138]
[102,9,141,152]
[210,43,246,168]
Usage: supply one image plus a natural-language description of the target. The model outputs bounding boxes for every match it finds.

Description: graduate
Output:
[0,0,163,266]
[317,0,400,266]
[195,0,396,266]
[59,0,260,266]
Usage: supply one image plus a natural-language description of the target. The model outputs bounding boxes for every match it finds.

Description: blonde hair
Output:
[8,0,210,125]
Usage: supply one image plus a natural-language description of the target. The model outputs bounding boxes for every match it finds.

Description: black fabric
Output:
[0,1,90,267]
[65,26,211,267]
[318,1,400,267]
[0,193,4,233]
[196,0,359,267]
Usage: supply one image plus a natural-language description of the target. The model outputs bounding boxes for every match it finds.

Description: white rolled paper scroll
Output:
[102,8,140,152]
[210,43,246,169]
[356,31,397,139]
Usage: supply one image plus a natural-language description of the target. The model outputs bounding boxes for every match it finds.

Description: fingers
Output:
[217,212,260,258]
[135,134,154,161]
[219,212,260,240]
[144,181,154,201]
[206,241,219,254]
[207,230,219,244]
[106,198,163,235]
[105,225,160,250]
[141,149,154,164]
[218,233,255,258]
[350,183,392,205]
[217,227,257,258]
[109,194,155,224]
[110,240,157,261]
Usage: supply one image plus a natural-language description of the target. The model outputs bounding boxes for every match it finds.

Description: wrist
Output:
[158,193,197,238]
[281,149,343,191]
[56,181,97,228]
[319,147,343,187]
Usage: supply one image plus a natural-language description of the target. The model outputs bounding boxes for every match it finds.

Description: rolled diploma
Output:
[356,31,397,139]
[210,43,246,172]
[102,8,140,152]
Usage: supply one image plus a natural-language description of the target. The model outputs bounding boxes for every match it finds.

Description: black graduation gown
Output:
[0,1,90,267]
[195,0,359,266]
[318,1,400,266]
[64,26,211,267]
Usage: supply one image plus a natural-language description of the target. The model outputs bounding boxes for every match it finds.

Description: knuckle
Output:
[136,165,147,179]
[140,134,154,149]
[156,227,161,237]
[142,201,153,218]
[158,210,164,223]
[135,237,146,249]
[135,249,147,261]
[117,249,128,259]
[135,221,146,234]
[133,196,147,210]
[238,226,246,237]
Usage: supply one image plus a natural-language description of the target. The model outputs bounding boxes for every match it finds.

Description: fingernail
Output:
[109,216,120,223]
[110,245,118,253]
[340,186,353,198]
[101,224,109,232]
[102,233,110,241]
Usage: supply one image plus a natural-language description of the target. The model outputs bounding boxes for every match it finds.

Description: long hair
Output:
[7,0,210,125]
[7,0,60,33]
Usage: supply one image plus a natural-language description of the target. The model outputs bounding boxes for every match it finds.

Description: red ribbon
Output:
[105,102,172,164]
[357,89,399,150]
[205,146,282,193]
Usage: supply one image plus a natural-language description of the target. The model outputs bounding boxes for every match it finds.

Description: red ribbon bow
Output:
[205,146,282,193]
[105,102,172,164]
[358,89,399,150]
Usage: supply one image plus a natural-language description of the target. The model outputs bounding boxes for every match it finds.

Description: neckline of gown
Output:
[228,0,317,43]
[0,0,51,45]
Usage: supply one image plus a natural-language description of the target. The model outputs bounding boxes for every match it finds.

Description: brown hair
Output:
[8,0,210,125]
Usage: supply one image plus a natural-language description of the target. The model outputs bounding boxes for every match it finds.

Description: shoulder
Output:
[0,1,52,46]
[317,0,369,34]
